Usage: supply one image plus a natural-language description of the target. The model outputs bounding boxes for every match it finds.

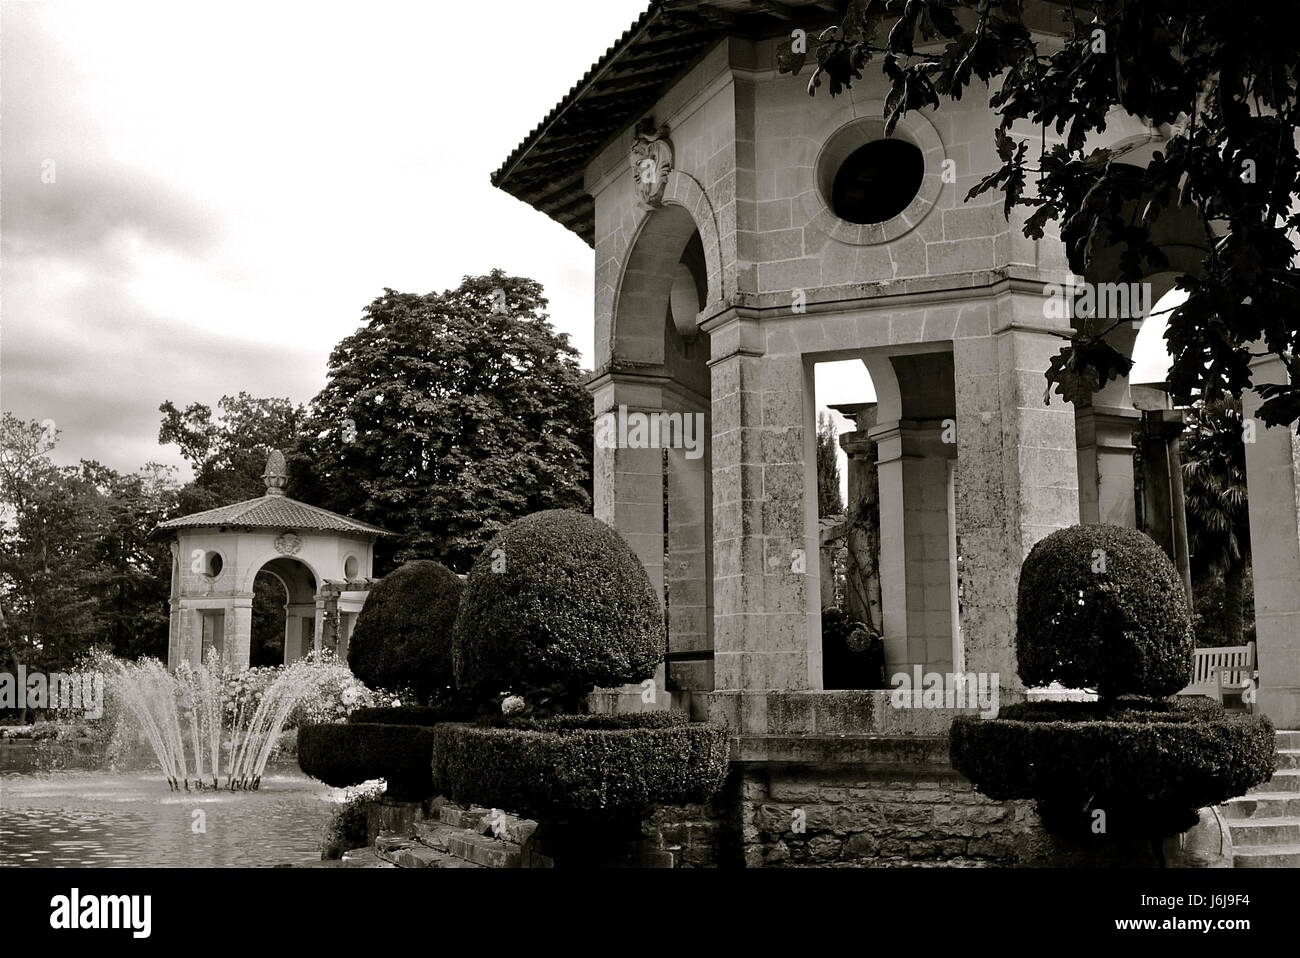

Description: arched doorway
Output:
[253,557,318,665]
[593,199,715,697]
[250,569,289,668]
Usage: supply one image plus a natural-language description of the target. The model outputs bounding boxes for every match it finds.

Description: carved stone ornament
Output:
[274,532,303,556]
[630,117,673,208]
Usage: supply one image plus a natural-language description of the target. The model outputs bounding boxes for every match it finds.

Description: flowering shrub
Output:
[216,651,382,730]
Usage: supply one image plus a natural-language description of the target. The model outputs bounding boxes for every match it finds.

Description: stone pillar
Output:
[954,320,1081,686]
[586,370,673,707]
[1242,354,1300,728]
[1075,402,1141,527]
[868,419,955,675]
[228,595,253,670]
[1137,408,1193,601]
[666,441,713,691]
[867,420,910,673]
[710,325,810,691]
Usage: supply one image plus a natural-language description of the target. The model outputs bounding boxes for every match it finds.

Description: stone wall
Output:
[642,757,1036,868]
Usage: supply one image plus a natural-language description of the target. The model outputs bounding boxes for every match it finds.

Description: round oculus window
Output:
[829,138,925,225]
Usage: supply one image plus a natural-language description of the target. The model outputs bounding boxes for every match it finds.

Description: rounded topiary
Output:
[453,510,664,698]
[347,560,463,704]
[1016,524,1193,698]
[297,723,437,801]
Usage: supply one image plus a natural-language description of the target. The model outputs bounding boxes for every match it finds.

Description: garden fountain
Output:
[111,656,319,792]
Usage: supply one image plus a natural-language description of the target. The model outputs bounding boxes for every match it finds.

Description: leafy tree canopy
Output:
[158,392,306,514]
[784,0,1300,424]
[289,270,592,571]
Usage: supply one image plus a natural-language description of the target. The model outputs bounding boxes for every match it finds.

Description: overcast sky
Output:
[1,0,650,478]
[1,0,1170,487]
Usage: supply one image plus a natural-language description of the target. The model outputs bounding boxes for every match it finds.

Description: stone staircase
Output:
[1224,729,1300,867]
[355,799,547,869]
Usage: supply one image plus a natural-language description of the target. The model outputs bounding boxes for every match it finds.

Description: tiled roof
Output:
[157,495,393,537]
[491,0,836,246]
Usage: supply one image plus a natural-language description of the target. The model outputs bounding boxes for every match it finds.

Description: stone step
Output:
[436,804,491,830]
[444,830,522,868]
[1233,843,1300,868]
[1227,817,1300,844]
[1223,794,1300,820]
[1275,749,1300,771]
[414,818,528,868]
[1249,769,1300,794]
[1276,730,1300,749]
[373,835,488,869]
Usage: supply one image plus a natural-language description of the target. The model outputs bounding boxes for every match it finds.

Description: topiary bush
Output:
[453,510,664,705]
[431,712,728,822]
[951,523,1275,856]
[297,723,436,801]
[951,699,1275,837]
[347,560,463,705]
[1016,524,1193,698]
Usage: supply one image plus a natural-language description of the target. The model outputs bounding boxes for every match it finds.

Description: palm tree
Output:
[1181,397,1251,645]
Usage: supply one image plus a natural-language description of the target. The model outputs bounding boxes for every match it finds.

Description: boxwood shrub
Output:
[950,701,1275,836]
[297,723,436,801]
[453,510,664,700]
[431,712,729,821]
[1016,524,1193,698]
[347,560,462,705]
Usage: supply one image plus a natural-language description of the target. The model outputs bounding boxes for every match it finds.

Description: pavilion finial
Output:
[262,449,288,496]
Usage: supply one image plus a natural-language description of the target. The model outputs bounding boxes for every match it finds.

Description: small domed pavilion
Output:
[156,450,392,671]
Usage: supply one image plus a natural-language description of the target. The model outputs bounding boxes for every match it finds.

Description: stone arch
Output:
[242,552,318,596]
[612,172,723,364]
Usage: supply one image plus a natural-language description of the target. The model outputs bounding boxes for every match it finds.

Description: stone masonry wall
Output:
[642,762,1036,868]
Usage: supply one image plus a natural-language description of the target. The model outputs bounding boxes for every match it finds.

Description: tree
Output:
[158,392,306,513]
[785,0,1300,425]
[816,411,844,517]
[78,460,178,661]
[289,270,593,572]
[1181,397,1252,644]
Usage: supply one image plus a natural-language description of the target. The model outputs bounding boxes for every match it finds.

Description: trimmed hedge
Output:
[1016,524,1193,698]
[950,703,1275,836]
[453,510,664,697]
[346,705,466,727]
[431,712,729,821]
[297,723,436,801]
[347,560,463,704]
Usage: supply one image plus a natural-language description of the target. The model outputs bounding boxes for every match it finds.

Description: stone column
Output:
[868,419,910,673]
[954,317,1081,686]
[1242,353,1300,728]
[228,595,253,670]
[1076,401,1141,527]
[586,370,672,708]
[1137,408,1193,601]
[710,321,810,691]
[666,439,712,691]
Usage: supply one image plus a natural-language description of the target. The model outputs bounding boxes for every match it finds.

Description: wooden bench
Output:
[1178,642,1256,709]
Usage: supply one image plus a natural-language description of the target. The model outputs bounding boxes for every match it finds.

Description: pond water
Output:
[0,766,345,867]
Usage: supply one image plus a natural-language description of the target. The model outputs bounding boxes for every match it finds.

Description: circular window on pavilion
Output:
[827,138,924,225]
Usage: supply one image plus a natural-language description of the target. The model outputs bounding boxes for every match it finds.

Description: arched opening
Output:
[250,570,289,668]
[253,557,318,664]
[606,203,714,696]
